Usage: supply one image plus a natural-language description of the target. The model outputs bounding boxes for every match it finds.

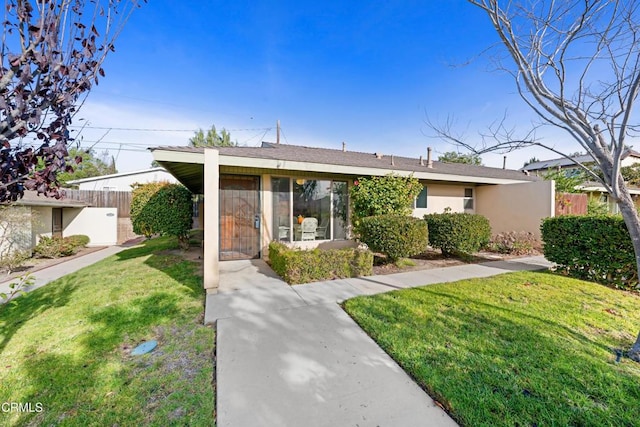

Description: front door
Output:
[52,208,63,238]
[219,175,261,260]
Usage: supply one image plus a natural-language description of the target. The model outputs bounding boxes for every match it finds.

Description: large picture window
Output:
[272,177,348,242]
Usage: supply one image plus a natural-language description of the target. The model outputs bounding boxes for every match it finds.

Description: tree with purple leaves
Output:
[0,0,143,204]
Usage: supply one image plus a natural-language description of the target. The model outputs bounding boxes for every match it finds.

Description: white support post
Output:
[204,148,220,292]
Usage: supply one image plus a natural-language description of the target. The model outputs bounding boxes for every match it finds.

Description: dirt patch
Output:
[371,248,541,276]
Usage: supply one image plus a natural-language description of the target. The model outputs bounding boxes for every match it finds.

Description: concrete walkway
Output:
[208,256,553,427]
[0,246,127,303]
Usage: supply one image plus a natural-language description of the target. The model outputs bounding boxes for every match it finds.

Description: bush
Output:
[587,196,609,216]
[33,234,90,258]
[0,250,30,274]
[65,234,90,248]
[357,215,428,261]
[350,174,422,231]
[268,242,373,285]
[541,216,637,289]
[485,231,539,255]
[425,213,491,256]
[131,182,193,248]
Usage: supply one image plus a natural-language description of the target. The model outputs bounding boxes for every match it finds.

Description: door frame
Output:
[218,174,261,260]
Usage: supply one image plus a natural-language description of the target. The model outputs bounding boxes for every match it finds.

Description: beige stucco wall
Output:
[0,206,33,257]
[31,206,53,246]
[63,207,118,246]
[412,183,473,218]
[475,181,555,238]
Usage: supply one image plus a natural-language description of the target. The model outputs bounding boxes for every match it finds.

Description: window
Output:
[272,178,291,242]
[464,188,474,210]
[415,185,427,209]
[272,178,348,242]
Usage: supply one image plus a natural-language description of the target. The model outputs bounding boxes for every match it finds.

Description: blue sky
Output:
[76,0,583,171]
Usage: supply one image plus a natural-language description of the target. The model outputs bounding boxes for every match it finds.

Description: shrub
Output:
[33,235,89,258]
[268,242,373,285]
[34,236,70,258]
[541,216,637,289]
[350,174,422,231]
[0,250,30,274]
[65,234,90,248]
[357,215,428,261]
[131,182,193,248]
[486,231,539,255]
[587,196,609,216]
[425,213,491,256]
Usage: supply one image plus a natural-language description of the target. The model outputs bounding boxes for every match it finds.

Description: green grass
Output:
[0,236,215,426]
[394,258,417,268]
[343,271,640,426]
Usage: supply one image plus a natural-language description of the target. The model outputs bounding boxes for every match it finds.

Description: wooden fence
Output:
[63,190,132,217]
[555,192,588,216]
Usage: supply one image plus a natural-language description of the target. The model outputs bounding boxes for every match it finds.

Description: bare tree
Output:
[0,0,143,203]
[429,0,640,361]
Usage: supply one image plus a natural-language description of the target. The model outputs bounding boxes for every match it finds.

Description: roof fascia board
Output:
[153,150,205,165]
[67,167,169,184]
[220,155,529,185]
[151,150,531,185]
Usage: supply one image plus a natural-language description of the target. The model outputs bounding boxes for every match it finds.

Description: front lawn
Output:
[343,271,640,426]
[0,236,215,426]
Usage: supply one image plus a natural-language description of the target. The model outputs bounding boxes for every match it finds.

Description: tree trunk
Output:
[614,183,640,362]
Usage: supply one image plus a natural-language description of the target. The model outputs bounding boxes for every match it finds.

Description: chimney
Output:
[427,147,433,168]
[503,155,507,169]
[391,155,395,166]
[342,141,346,152]
[419,155,424,166]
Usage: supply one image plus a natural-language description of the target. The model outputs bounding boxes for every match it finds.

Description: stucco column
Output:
[204,148,219,292]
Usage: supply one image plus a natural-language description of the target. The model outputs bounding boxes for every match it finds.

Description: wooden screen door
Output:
[219,175,261,260]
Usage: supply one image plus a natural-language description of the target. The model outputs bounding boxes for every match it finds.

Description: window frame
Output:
[271,176,348,242]
[414,184,428,209]
[463,187,474,210]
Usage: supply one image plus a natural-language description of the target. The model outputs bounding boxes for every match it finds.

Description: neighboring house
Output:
[66,167,179,243]
[522,150,640,176]
[66,167,178,191]
[522,150,640,213]
[578,181,640,214]
[150,142,555,293]
[0,191,117,259]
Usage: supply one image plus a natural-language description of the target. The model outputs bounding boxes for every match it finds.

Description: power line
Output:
[68,125,273,133]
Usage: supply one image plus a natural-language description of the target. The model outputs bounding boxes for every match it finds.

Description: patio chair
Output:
[315,217,329,240]
[296,217,317,241]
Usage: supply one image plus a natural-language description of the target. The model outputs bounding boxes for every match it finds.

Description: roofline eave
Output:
[151,149,534,185]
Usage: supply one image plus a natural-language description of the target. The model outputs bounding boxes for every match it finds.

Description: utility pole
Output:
[276,120,280,145]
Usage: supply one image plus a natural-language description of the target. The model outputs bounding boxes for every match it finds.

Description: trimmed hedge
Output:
[269,242,373,285]
[541,216,637,289]
[131,182,193,248]
[34,234,90,258]
[357,215,428,261]
[425,213,491,256]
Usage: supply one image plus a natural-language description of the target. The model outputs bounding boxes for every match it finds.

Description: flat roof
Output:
[67,167,169,184]
[15,191,89,208]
